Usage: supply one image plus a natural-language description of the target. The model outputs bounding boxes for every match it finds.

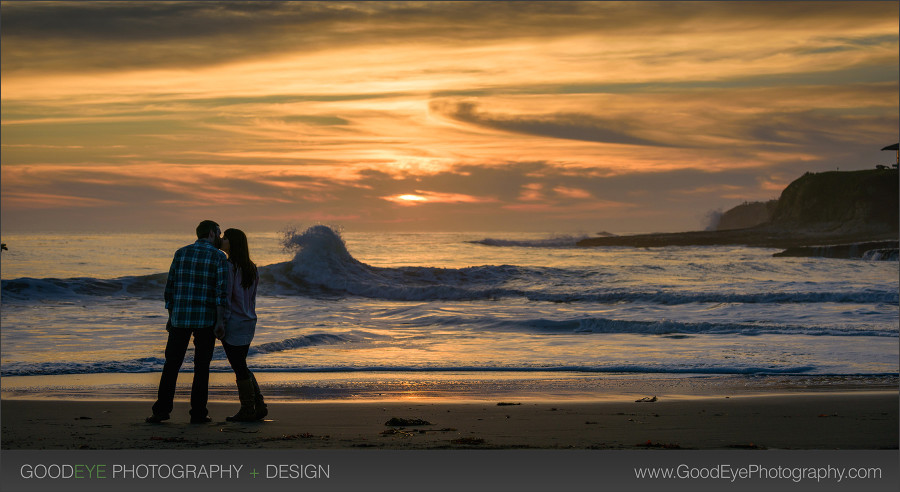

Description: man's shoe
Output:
[145,414,170,424]
[189,416,212,424]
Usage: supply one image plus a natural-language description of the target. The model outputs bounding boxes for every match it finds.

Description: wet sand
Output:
[2,392,896,450]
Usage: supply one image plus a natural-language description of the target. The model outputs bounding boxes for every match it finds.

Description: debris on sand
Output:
[636,440,680,449]
[727,443,766,449]
[219,427,259,434]
[381,428,417,437]
[451,437,485,445]
[385,417,432,426]
[635,396,657,403]
[262,433,328,441]
[150,436,187,442]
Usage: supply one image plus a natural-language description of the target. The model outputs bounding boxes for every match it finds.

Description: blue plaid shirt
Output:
[164,239,229,329]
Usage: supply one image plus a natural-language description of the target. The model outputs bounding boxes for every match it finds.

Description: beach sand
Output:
[2,392,897,450]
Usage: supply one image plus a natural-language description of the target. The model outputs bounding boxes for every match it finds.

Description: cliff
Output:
[767,169,898,234]
[578,169,899,251]
[715,200,778,231]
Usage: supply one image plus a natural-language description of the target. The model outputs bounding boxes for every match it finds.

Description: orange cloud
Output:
[675,185,744,195]
[1,192,119,209]
[553,186,592,199]
[518,183,544,202]
[501,199,635,220]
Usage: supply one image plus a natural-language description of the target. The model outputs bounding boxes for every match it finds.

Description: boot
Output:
[249,372,268,420]
[225,378,256,422]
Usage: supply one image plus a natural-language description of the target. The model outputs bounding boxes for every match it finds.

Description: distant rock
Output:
[578,169,899,255]
[862,249,900,261]
[715,200,778,231]
[772,241,899,259]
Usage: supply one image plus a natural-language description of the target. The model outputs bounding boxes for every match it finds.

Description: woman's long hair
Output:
[223,228,258,289]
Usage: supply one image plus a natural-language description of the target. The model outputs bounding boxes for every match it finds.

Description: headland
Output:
[578,169,899,257]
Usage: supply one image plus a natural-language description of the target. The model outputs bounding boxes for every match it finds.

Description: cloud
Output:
[553,186,592,199]
[0,154,890,233]
[501,200,633,217]
[1,1,897,233]
[674,184,744,196]
[4,1,896,74]
[1,192,120,209]
[518,183,544,202]
[430,100,669,147]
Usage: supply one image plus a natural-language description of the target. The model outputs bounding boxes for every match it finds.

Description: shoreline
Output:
[2,391,897,450]
[3,372,897,403]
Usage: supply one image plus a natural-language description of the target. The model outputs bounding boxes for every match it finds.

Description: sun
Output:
[382,193,430,205]
[397,194,427,202]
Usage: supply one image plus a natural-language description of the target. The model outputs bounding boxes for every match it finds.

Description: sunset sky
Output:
[2,1,898,234]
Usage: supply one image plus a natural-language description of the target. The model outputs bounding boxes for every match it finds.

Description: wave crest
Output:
[2,226,897,305]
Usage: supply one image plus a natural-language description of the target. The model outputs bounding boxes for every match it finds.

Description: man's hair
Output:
[196,220,220,239]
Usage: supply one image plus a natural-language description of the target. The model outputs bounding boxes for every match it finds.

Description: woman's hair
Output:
[223,228,258,288]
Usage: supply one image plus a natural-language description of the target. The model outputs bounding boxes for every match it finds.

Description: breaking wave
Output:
[2,226,897,305]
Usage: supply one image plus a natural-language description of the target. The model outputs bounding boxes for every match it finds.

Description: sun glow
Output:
[398,194,427,202]
[382,191,495,206]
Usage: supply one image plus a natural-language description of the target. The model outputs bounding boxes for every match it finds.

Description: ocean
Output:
[1,226,897,401]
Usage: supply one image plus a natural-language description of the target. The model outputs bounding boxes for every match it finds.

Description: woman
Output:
[220,228,267,422]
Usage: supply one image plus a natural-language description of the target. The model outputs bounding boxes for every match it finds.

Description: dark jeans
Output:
[151,321,216,418]
[222,341,251,380]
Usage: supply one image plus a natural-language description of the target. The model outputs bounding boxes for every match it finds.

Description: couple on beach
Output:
[145,220,266,424]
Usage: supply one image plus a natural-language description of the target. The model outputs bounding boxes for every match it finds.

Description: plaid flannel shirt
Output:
[164,239,229,329]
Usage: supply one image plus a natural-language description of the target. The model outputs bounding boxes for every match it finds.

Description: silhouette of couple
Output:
[146,220,266,424]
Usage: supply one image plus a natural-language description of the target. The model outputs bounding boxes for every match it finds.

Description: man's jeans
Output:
[151,321,216,419]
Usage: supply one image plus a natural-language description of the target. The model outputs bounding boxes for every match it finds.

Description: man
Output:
[146,220,229,424]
